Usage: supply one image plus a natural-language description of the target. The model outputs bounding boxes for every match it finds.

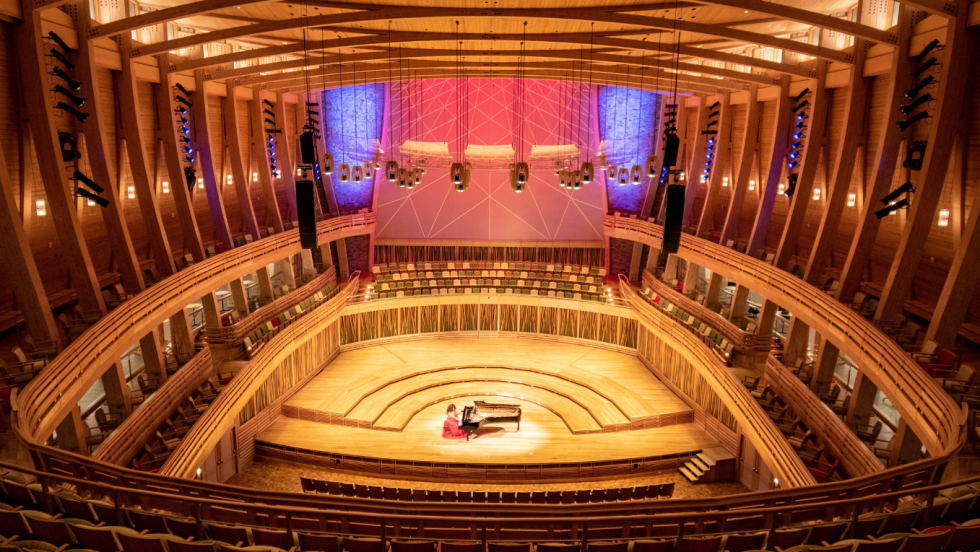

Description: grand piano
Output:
[460,401,521,441]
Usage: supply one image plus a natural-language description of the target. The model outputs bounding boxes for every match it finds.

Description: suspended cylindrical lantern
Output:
[646,155,658,177]
[607,164,618,180]
[516,162,529,185]
[386,161,399,182]
[322,152,334,175]
[631,165,642,185]
[572,170,582,190]
[399,168,410,189]
[450,162,464,185]
[364,162,374,179]
[338,163,351,183]
[413,167,422,186]
[558,169,568,188]
[617,167,629,186]
[509,164,518,191]
[597,153,609,170]
[352,165,364,183]
[581,162,594,185]
[554,161,562,176]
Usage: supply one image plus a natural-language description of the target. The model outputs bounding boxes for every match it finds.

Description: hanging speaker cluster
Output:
[899,40,940,134]
[47,32,90,124]
[700,101,721,183]
[263,99,282,180]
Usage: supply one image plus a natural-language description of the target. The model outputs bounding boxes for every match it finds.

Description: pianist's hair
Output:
[447,404,457,415]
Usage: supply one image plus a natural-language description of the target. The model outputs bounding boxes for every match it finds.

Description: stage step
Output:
[679,466,698,483]
[681,447,736,484]
[691,456,711,471]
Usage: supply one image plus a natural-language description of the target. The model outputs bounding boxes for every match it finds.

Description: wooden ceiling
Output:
[103,0,906,93]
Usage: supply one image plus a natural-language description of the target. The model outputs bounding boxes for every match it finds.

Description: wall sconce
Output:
[778,183,785,195]
[127,186,136,199]
[252,172,258,182]
[198,178,204,189]
[296,167,303,176]
[162,181,170,194]
[35,199,46,216]
[722,176,729,187]
[679,172,686,182]
[812,188,821,200]
[226,174,233,184]
[847,193,856,207]
[938,209,949,227]
[748,180,755,191]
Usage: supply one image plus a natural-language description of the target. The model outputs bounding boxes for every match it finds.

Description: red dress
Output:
[443,415,466,439]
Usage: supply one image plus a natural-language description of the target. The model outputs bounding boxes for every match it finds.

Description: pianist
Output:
[442,404,467,439]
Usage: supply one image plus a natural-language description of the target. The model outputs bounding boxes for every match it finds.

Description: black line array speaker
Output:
[663,133,680,167]
[662,184,685,255]
[300,132,316,165]
[297,180,316,249]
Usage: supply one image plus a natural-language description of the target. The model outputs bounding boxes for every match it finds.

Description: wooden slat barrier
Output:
[13,213,375,445]
[641,271,776,354]
[764,355,884,478]
[158,275,362,478]
[603,214,966,458]
[203,266,337,344]
[618,275,815,488]
[92,348,214,466]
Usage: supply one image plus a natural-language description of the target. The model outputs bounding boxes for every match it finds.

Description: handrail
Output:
[91,348,214,467]
[764,355,883,478]
[641,271,775,353]
[13,213,375,446]
[159,274,362,478]
[618,275,815,488]
[603,214,966,459]
[204,266,337,344]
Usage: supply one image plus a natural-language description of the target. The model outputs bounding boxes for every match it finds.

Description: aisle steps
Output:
[679,447,736,484]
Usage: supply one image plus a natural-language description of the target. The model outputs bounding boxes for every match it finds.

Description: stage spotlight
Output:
[915,39,940,62]
[265,118,277,126]
[793,131,805,140]
[792,88,810,102]
[897,111,930,131]
[784,174,798,197]
[911,57,938,78]
[176,96,193,108]
[881,181,914,205]
[181,125,190,134]
[875,198,909,218]
[788,160,799,169]
[905,76,934,99]
[901,94,933,115]
[174,83,191,96]
[264,109,276,117]
[903,141,927,171]
[49,49,74,69]
[708,110,720,118]
[52,84,84,107]
[789,151,801,160]
[266,129,282,134]
[51,67,81,91]
[792,100,809,113]
[706,120,718,128]
[263,99,275,108]
[701,130,717,135]
[76,187,108,208]
[708,101,720,110]
[792,141,802,149]
[175,106,188,115]
[71,170,104,194]
[795,121,806,130]
[47,31,71,52]
[180,136,191,143]
[183,146,194,154]
[796,113,808,122]
[185,155,195,163]
[56,102,88,122]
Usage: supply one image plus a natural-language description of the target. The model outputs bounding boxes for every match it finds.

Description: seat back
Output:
[299,533,340,552]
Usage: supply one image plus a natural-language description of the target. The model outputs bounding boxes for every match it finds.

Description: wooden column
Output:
[0,150,58,343]
[746,79,792,257]
[222,91,261,242]
[15,1,105,316]
[117,39,176,275]
[274,90,299,224]
[720,85,762,246]
[57,407,87,455]
[251,86,285,233]
[201,292,222,329]
[874,14,975,325]
[193,71,234,251]
[276,258,297,289]
[773,63,829,270]
[704,272,723,308]
[101,361,133,418]
[728,284,750,322]
[810,338,839,392]
[256,266,275,305]
[889,419,922,466]
[834,7,914,303]
[682,94,710,227]
[154,53,204,262]
[757,299,779,335]
[628,242,644,282]
[697,91,733,236]
[783,318,811,368]
[845,372,878,428]
[644,246,660,273]
[229,278,250,317]
[805,43,870,284]
[682,262,700,296]
[663,254,680,281]
[18,116,34,243]
[139,328,168,385]
[74,9,144,294]
[169,310,196,359]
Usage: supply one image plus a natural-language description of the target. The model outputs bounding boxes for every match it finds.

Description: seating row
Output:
[635,287,734,364]
[374,262,606,277]
[243,283,339,358]
[751,386,842,483]
[375,271,606,287]
[299,479,674,503]
[365,285,612,303]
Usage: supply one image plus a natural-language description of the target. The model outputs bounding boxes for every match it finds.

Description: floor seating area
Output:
[366,262,610,303]
[635,287,734,365]
[299,479,675,502]
[242,283,340,359]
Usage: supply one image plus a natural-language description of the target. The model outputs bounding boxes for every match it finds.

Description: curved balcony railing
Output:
[603,214,966,459]
[13,213,375,446]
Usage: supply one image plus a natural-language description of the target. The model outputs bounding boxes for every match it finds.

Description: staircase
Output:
[679,447,736,484]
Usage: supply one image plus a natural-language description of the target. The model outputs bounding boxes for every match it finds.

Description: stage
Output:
[256,339,715,481]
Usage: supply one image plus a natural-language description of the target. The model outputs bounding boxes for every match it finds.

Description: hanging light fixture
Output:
[351,60,364,182]
[512,21,530,192]
[337,49,350,182]
[630,54,645,185]
[385,23,399,184]
[578,24,596,186]
[451,21,470,191]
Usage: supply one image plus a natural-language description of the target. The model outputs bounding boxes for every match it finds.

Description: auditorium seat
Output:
[253,528,295,549]
[298,532,340,552]
[630,540,674,552]
[390,541,435,552]
[208,523,250,546]
[441,543,480,552]
[344,537,387,552]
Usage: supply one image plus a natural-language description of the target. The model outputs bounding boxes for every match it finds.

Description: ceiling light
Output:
[35,199,45,216]
[938,209,949,226]
[847,193,856,207]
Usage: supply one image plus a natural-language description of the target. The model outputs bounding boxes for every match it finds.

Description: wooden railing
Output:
[603,214,966,459]
[159,275,362,478]
[764,355,884,478]
[618,276,815,488]
[203,266,337,344]
[92,348,214,466]
[13,213,375,446]
[642,271,776,354]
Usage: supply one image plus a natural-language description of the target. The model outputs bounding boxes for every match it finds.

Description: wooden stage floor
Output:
[257,339,715,478]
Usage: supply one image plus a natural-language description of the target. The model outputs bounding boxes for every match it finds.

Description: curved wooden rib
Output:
[619,276,815,488]
[603,214,964,457]
[92,348,213,466]
[13,213,375,445]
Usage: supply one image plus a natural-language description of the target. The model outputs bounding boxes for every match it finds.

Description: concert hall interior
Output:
[0,0,980,550]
